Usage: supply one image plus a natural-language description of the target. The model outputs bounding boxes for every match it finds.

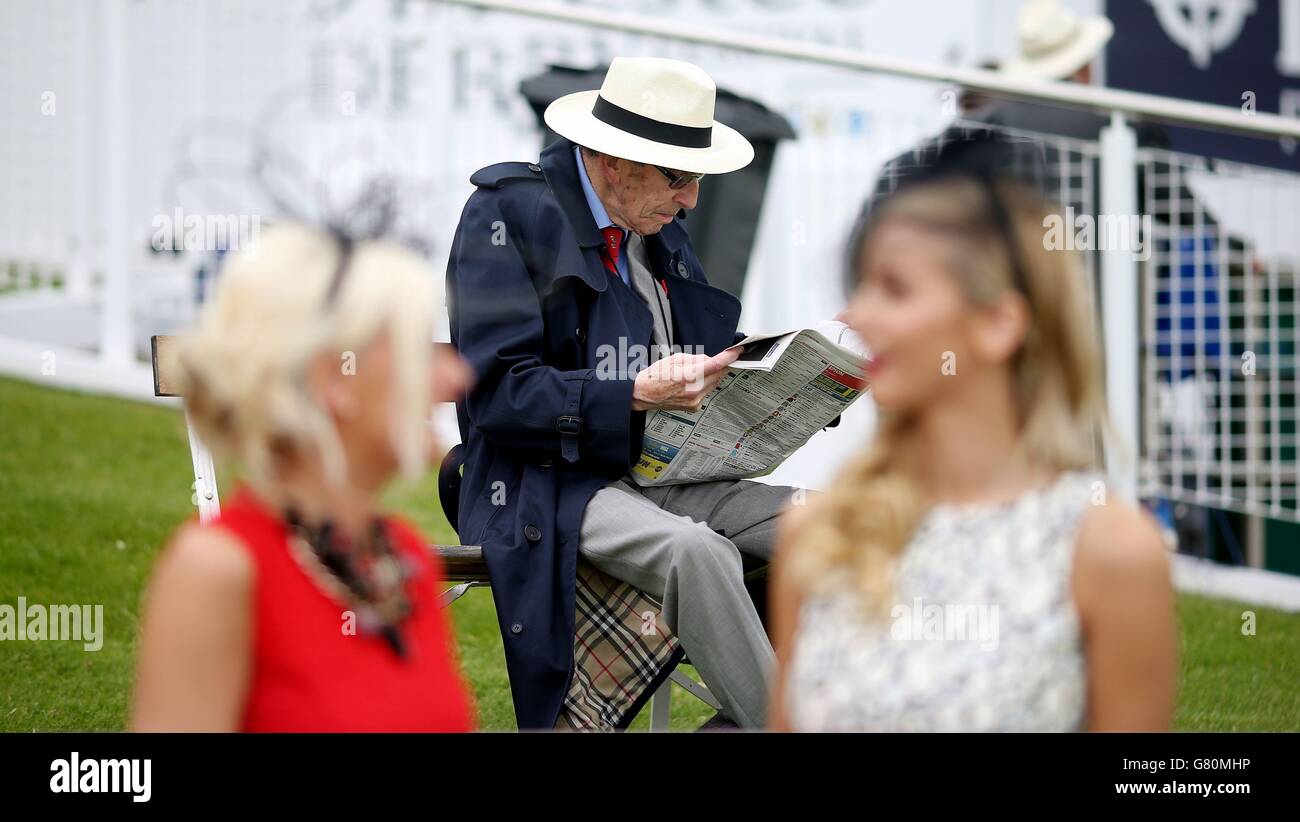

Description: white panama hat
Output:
[1001,0,1114,81]
[543,56,754,175]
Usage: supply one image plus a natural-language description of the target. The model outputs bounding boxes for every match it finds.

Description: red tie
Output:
[600,227,669,296]
[600,227,624,278]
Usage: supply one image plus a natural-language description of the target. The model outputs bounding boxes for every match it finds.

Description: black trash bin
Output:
[520,64,796,299]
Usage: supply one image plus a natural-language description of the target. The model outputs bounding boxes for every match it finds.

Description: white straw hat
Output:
[1001,0,1114,81]
[544,57,754,175]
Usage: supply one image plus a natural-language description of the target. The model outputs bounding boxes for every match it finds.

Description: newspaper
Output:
[630,320,870,487]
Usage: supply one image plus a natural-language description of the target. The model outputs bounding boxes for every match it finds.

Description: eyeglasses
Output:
[654,165,706,190]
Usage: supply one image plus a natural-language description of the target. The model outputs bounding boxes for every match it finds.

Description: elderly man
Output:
[446,57,792,729]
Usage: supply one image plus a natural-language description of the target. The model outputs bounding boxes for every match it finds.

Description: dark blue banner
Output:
[1106,0,1300,170]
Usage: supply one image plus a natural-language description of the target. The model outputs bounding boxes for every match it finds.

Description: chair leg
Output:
[668,669,722,711]
[649,677,672,731]
[184,409,221,524]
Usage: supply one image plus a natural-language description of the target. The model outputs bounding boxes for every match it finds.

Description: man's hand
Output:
[631,348,740,412]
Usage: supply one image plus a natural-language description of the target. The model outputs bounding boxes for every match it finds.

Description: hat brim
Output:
[544,90,755,175]
[1001,18,1113,81]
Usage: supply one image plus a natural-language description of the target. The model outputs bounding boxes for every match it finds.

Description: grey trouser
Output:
[578,477,796,728]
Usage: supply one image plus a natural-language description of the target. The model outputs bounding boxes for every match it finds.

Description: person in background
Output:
[978,0,1118,130]
[769,149,1177,731]
[975,0,1203,222]
[851,0,1202,279]
[132,223,476,732]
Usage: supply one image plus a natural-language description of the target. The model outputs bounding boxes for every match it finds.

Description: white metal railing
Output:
[439,0,1300,141]
[1139,146,1300,524]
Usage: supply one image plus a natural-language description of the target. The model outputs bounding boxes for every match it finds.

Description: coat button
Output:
[511,623,523,634]
[539,457,552,468]
[524,523,542,542]
[527,163,541,172]
[676,261,689,277]
[575,327,586,343]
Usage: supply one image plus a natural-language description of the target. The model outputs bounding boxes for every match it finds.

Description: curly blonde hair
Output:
[784,177,1109,614]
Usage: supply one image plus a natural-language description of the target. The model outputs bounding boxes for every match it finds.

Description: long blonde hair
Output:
[785,177,1109,612]
[177,223,438,500]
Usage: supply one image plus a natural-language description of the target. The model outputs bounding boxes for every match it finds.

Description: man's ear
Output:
[597,153,623,187]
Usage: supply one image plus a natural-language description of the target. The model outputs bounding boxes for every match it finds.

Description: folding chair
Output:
[151,334,738,730]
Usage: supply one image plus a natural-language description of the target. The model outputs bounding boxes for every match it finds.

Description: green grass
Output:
[1175,596,1300,731]
[0,375,1296,732]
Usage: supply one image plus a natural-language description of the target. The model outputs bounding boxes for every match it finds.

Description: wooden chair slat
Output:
[433,544,489,583]
[151,334,184,398]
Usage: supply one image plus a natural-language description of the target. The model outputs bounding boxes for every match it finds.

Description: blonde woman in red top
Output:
[132,223,475,732]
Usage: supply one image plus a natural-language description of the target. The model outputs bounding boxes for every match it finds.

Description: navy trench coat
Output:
[445,138,743,728]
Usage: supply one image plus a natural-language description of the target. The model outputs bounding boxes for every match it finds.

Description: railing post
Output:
[1099,110,1140,501]
[67,1,94,301]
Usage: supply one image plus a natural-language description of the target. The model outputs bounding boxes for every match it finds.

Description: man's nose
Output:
[672,179,700,210]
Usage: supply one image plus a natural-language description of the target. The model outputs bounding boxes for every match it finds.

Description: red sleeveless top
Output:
[213,487,474,732]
